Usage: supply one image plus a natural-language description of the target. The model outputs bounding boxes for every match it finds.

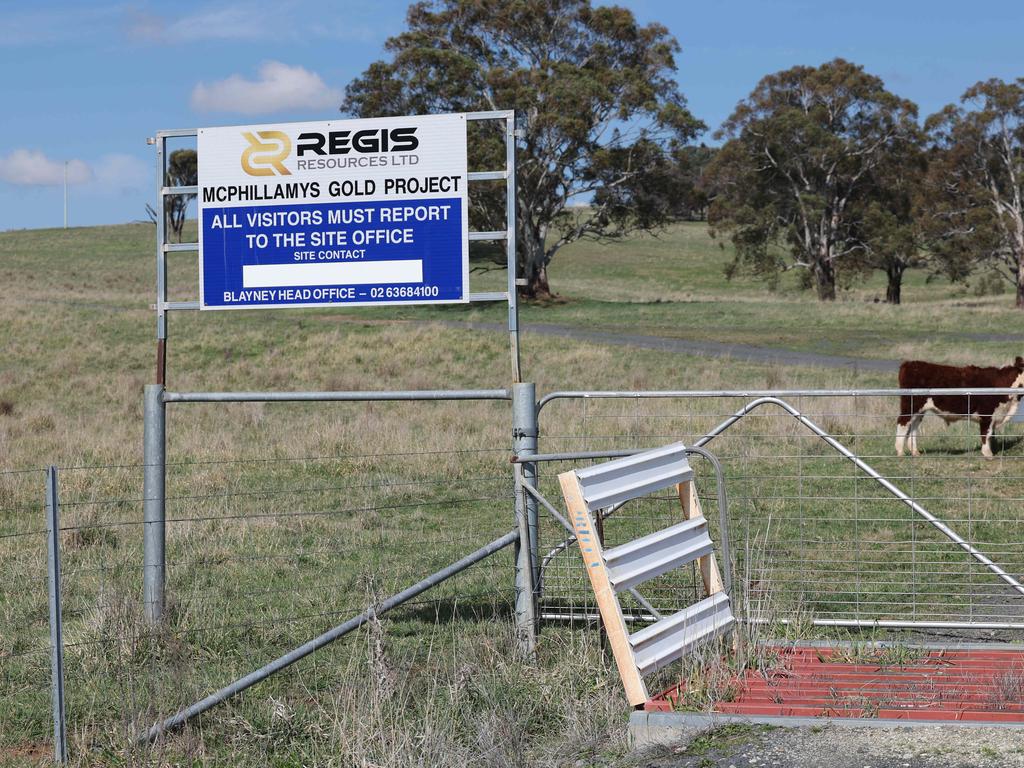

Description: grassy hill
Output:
[1,222,1022,766]
[2,219,1020,470]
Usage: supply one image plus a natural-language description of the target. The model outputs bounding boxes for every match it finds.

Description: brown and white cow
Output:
[896,358,1024,458]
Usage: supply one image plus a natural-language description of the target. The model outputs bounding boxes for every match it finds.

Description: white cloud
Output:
[0,150,92,186]
[190,61,341,115]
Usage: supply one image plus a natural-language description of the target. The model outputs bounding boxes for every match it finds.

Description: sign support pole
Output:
[143,384,166,623]
[505,112,521,382]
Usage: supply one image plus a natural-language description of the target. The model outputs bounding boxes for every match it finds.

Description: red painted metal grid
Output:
[648,646,1024,723]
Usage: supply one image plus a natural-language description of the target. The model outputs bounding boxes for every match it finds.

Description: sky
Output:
[0,0,1021,231]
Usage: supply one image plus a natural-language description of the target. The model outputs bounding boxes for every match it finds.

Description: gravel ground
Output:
[635,724,1024,768]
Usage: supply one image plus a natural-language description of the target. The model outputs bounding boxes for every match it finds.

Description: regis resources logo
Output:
[241,131,292,176]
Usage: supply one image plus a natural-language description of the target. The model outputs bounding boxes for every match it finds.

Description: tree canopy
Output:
[922,78,1024,307]
[342,0,704,297]
[704,59,920,300]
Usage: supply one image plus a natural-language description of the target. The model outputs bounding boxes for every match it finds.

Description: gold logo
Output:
[241,131,291,176]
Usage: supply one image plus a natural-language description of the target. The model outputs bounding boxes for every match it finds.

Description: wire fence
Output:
[1,407,517,757]
[534,392,1024,631]
[5,389,1024,759]
[0,468,52,745]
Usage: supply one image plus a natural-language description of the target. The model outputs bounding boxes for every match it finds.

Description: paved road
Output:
[443,321,901,372]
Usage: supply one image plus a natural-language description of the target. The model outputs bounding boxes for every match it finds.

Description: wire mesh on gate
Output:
[534,392,1024,632]
[0,419,516,755]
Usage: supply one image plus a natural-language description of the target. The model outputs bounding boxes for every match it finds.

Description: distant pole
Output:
[63,161,68,229]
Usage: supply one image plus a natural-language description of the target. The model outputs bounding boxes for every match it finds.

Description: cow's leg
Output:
[896,395,915,457]
[895,415,912,457]
[980,415,995,459]
[908,413,925,457]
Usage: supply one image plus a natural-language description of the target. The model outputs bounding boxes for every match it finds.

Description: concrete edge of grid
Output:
[628,710,1024,750]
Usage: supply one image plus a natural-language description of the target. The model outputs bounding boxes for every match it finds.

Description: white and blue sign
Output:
[197,114,469,309]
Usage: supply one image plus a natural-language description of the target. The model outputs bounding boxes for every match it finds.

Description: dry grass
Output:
[3,222,1024,765]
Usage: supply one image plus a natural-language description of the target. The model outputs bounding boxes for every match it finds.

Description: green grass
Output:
[1,221,1023,765]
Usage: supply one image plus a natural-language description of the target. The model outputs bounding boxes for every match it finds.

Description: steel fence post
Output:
[45,466,67,764]
[512,382,538,653]
[143,383,166,623]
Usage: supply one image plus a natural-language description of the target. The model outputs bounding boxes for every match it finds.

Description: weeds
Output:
[990,666,1024,710]
[828,642,927,668]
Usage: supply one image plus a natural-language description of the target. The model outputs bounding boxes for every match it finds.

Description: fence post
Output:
[512,382,538,653]
[45,466,67,764]
[143,383,166,623]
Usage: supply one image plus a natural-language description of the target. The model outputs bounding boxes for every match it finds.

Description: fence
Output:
[2,397,519,761]
[4,387,1024,760]
[533,390,1024,630]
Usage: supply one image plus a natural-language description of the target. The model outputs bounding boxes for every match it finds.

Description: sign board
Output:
[197,113,468,309]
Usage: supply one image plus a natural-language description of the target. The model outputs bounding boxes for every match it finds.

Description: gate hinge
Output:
[512,427,538,439]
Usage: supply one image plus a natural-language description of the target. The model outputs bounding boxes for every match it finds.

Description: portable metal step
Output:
[559,442,734,708]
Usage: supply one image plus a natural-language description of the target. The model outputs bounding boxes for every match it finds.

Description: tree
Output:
[166,149,197,242]
[342,0,704,298]
[673,144,717,221]
[704,59,919,300]
[922,79,1024,307]
[848,133,928,304]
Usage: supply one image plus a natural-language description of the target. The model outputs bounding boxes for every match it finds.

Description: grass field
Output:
[2,221,1023,766]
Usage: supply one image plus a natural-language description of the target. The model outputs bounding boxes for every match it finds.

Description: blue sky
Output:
[1,0,1021,231]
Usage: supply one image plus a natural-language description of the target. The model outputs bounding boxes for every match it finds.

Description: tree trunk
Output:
[1016,242,1024,308]
[813,258,836,301]
[518,226,553,299]
[1011,237,1024,307]
[886,259,905,305]
[527,264,552,298]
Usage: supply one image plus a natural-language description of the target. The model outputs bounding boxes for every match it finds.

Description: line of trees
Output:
[703,60,1024,306]
[344,1,1021,305]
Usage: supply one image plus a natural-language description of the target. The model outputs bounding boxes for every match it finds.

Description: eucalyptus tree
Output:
[342,0,704,297]
[923,78,1024,307]
[705,59,920,300]
[849,133,928,304]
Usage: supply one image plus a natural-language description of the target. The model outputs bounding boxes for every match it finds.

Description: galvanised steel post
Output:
[45,466,67,764]
[512,382,538,652]
[143,384,166,623]
[514,384,540,594]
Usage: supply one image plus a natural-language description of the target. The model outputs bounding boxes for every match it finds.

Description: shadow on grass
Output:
[919,434,1024,457]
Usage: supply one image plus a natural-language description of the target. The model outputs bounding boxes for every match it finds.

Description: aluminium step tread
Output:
[630,592,735,675]
[604,518,715,593]
[575,443,693,511]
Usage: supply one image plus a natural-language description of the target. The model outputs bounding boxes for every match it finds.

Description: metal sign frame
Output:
[143,112,526,630]
[152,110,522,384]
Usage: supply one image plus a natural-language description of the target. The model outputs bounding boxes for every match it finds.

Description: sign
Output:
[197,114,468,309]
